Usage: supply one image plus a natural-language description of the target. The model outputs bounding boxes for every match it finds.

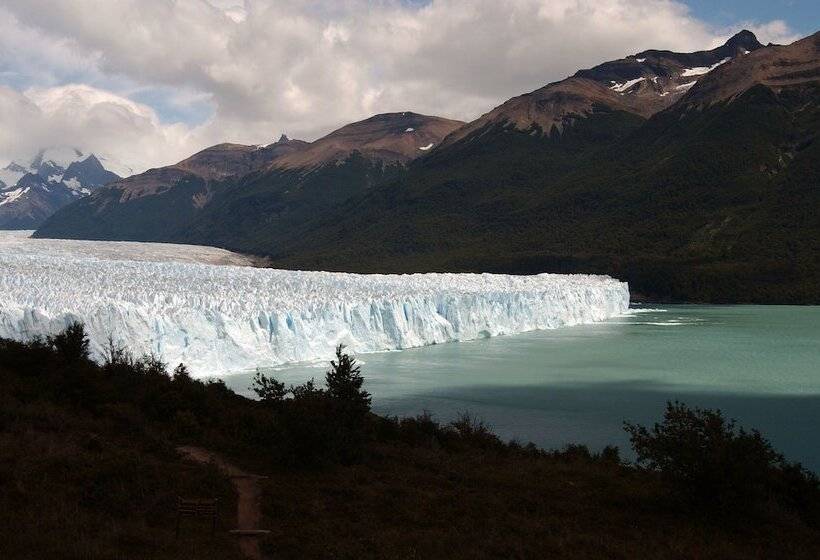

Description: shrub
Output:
[250,370,286,404]
[395,411,442,447]
[551,444,621,464]
[449,412,503,450]
[289,378,322,400]
[135,353,168,377]
[47,321,90,363]
[102,335,135,370]
[625,401,820,522]
[172,363,191,382]
[599,445,622,465]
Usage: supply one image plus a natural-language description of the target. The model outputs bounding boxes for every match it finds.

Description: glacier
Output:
[0,231,629,377]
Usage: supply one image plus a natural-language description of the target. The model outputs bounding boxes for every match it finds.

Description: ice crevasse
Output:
[0,242,629,377]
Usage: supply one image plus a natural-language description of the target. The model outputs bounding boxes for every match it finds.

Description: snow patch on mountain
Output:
[0,232,629,377]
[609,77,645,92]
[96,154,135,178]
[0,187,29,206]
[681,57,731,77]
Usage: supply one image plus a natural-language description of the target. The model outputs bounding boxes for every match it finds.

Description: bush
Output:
[135,353,168,377]
[47,321,90,363]
[393,411,442,447]
[250,370,286,404]
[102,335,135,370]
[449,412,503,450]
[551,444,621,464]
[172,363,191,382]
[625,401,820,522]
[289,378,322,400]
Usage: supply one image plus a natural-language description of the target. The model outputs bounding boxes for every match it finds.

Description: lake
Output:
[225,304,820,469]
[2,233,817,468]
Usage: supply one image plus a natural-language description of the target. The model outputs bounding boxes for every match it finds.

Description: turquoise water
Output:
[224,305,820,468]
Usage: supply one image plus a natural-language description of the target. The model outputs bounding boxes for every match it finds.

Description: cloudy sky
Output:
[0,0,814,173]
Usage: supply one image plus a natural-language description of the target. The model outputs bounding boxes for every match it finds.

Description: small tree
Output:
[624,401,806,515]
[137,353,168,377]
[325,344,371,415]
[102,335,134,369]
[251,370,286,404]
[48,322,90,363]
[290,378,322,400]
[172,363,191,382]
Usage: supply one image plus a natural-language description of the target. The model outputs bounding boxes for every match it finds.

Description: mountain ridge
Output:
[34,112,464,243]
[438,30,765,148]
[33,30,820,303]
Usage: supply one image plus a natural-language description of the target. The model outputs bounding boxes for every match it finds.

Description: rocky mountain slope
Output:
[273,112,464,169]
[438,30,763,147]
[0,148,121,229]
[35,113,463,244]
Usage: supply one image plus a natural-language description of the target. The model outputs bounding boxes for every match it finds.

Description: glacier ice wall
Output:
[0,233,629,377]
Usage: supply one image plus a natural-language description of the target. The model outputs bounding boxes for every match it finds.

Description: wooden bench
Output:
[176,497,219,537]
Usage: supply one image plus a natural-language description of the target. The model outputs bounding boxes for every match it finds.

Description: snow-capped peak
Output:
[0,147,123,226]
[0,163,26,190]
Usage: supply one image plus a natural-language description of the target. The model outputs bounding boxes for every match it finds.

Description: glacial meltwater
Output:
[225,305,820,469]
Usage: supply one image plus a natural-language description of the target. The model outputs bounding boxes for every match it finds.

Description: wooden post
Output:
[212,499,218,536]
[176,497,219,538]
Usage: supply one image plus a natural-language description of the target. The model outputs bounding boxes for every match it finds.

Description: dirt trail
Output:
[178,446,269,560]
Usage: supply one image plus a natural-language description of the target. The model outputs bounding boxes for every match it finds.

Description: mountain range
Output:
[0,148,124,229]
[34,112,465,244]
[34,30,820,303]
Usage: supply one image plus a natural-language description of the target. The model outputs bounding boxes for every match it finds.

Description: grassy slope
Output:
[0,379,242,559]
[260,444,818,559]
[2,334,819,559]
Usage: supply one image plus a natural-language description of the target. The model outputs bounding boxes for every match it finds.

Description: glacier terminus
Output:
[0,232,629,377]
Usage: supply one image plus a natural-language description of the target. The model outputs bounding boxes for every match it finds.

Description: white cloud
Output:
[0,0,802,172]
[0,84,195,172]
